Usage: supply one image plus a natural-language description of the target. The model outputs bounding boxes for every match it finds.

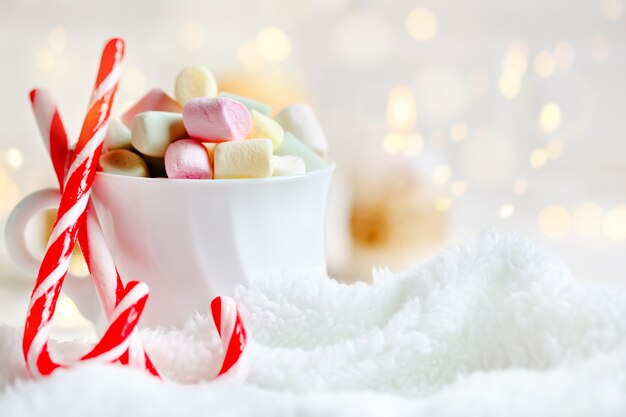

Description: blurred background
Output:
[1,0,625,335]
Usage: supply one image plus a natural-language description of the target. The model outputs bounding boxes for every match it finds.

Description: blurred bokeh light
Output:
[0,0,625,295]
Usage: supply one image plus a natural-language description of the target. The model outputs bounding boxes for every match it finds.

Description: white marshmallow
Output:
[272,155,305,176]
[214,139,272,179]
[104,119,132,151]
[275,104,328,156]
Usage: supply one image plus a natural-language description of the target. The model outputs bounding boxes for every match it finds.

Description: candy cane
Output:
[24,38,248,379]
[28,90,248,380]
[22,38,138,377]
[28,88,157,375]
[211,296,247,377]
[28,89,69,183]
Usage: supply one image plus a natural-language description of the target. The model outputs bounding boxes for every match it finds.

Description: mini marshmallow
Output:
[183,97,252,142]
[99,149,149,177]
[272,155,305,177]
[121,89,182,128]
[214,139,272,179]
[131,111,187,157]
[165,139,213,179]
[246,110,284,150]
[104,119,132,151]
[175,65,218,105]
[219,92,272,117]
[274,132,327,172]
[275,104,328,157]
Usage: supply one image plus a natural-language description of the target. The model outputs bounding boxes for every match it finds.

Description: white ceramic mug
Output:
[5,164,334,328]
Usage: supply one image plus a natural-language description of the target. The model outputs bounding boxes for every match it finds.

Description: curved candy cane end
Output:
[210,296,248,379]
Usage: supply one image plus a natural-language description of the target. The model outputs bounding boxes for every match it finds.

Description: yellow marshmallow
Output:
[246,110,284,150]
[214,139,272,179]
[174,65,218,105]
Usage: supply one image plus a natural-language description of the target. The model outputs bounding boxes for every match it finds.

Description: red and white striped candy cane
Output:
[211,296,247,377]
[22,38,141,377]
[28,89,69,183]
[24,38,248,379]
[28,88,158,376]
[28,90,248,381]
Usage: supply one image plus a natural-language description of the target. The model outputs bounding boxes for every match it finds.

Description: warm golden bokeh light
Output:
[6,148,23,169]
[602,0,624,21]
[450,123,468,142]
[383,133,407,154]
[498,70,522,98]
[432,165,452,185]
[538,205,571,239]
[538,103,562,133]
[530,148,548,169]
[256,27,291,62]
[435,196,452,212]
[572,203,603,235]
[386,85,417,132]
[178,20,205,51]
[406,8,438,41]
[603,206,626,241]
[502,49,528,75]
[534,50,556,78]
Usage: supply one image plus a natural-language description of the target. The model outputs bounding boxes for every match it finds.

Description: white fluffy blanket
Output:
[1,233,626,416]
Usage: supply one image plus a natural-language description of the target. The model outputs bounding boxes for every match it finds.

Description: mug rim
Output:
[94,161,335,186]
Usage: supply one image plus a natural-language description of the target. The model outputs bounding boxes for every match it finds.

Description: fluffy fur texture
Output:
[1,233,625,416]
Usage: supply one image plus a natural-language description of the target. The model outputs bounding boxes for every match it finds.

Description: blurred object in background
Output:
[1,0,626,291]
[348,166,447,279]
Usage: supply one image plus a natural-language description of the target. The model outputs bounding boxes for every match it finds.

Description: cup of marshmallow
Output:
[6,63,333,327]
[101,65,328,180]
[89,65,333,326]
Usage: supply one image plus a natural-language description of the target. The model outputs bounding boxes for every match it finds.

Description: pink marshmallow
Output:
[164,139,213,179]
[182,97,252,142]
[121,89,183,127]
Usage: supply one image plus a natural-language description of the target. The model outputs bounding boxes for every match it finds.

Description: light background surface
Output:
[0,0,625,306]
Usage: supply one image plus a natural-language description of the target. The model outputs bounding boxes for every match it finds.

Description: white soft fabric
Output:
[1,233,626,416]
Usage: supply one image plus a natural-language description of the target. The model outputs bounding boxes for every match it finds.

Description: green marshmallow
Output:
[131,111,187,158]
[274,132,326,172]
[219,92,272,117]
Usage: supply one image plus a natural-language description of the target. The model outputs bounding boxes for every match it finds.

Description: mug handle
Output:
[5,188,103,325]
